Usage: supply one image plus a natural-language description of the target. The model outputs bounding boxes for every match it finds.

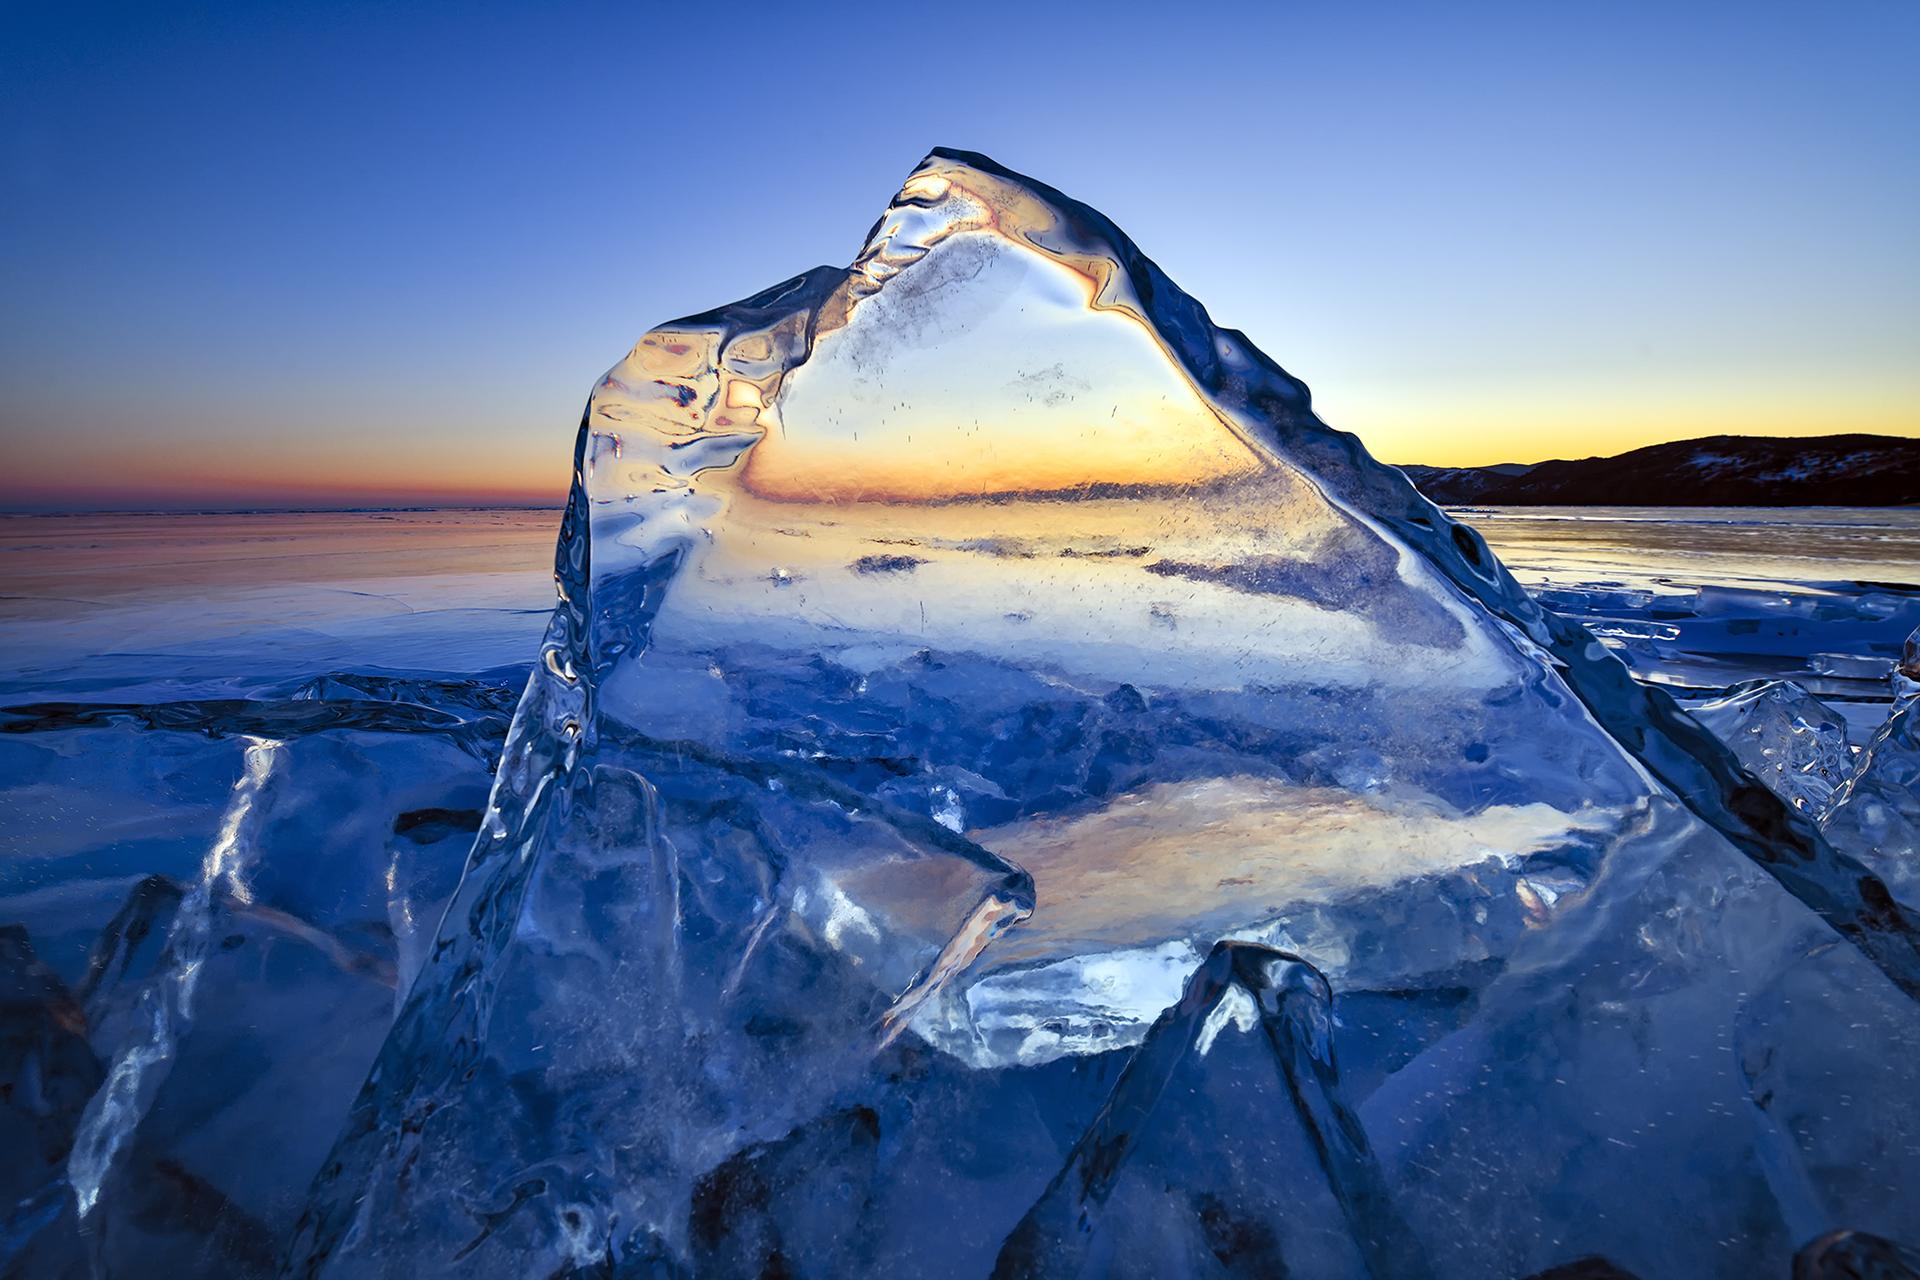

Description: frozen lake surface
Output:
[2,502,1916,1277]
[6,504,1913,711]
[0,508,559,694]
[1463,505,1920,740]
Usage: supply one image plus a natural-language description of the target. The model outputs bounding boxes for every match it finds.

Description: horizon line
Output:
[5,430,1912,517]
[0,500,566,517]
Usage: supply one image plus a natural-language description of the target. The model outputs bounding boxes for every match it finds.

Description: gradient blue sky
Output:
[2,1,1915,509]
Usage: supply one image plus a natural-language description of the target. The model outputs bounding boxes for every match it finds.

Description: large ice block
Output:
[284,150,1920,1278]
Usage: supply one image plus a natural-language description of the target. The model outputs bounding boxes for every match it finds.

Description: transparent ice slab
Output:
[281,150,1920,1278]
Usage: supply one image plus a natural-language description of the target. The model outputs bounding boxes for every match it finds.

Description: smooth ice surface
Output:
[6,151,1920,1280]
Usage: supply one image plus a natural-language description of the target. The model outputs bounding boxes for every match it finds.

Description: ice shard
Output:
[992,943,1421,1280]
[284,150,1920,1278]
[1692,680,1853,817]
[1897,624,1920,708]
[0,703,496,1273]
[1822,695,1920,905]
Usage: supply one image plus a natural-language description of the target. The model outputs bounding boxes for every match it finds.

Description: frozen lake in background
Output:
[4,504,1914,717]
[1463,504,1920,594]
[1460,505,1920,741]
[0,508,560,697]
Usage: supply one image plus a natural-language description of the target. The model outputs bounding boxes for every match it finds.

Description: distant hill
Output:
[1400,433,1920,506]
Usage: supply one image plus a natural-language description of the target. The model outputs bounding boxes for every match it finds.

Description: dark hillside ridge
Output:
[1401,433,1919,506]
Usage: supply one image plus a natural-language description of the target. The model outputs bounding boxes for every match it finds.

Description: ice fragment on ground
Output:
[1822,697,1920,906]
[1692,679,1853,816]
